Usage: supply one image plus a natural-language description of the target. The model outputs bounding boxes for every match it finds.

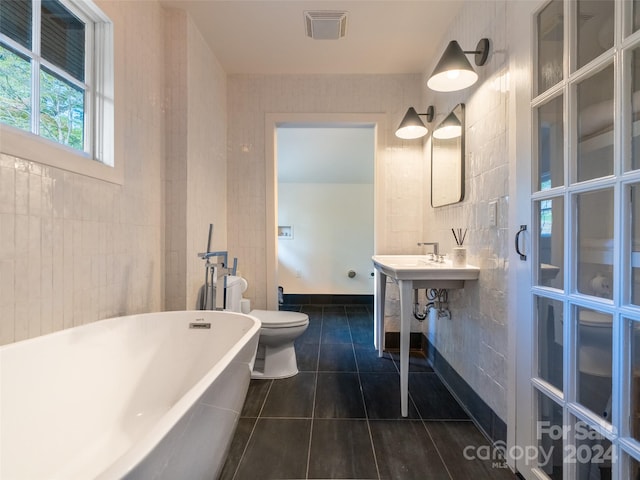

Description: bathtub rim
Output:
[1,309,261,480]
[97,310,261,479]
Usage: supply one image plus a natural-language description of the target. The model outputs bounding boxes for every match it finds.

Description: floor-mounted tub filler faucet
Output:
[197,224,238,310]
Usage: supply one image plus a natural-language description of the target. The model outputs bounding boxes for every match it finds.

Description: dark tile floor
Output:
[220,305,517,480]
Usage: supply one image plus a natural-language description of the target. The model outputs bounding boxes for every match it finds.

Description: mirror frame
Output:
[431,103,465,207]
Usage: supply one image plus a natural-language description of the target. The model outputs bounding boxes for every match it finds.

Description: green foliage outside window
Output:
[0,44,31,131]
[40,67,84,150]
[1,44,84,151]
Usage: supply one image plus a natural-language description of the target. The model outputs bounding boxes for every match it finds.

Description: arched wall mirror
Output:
[431,103,465,207]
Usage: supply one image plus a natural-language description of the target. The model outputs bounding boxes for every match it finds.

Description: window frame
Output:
[0,0,119,184]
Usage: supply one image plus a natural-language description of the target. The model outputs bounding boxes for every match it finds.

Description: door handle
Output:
[515,225,527,261]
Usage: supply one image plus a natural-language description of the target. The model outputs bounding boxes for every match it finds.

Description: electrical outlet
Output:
[488,200,497,227]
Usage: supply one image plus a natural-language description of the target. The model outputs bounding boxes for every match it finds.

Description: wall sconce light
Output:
[395,105,435,139]
[427,38,490,92]
[432,111,462,139]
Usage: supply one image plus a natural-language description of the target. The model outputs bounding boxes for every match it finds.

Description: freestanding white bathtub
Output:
[0,310,261,480]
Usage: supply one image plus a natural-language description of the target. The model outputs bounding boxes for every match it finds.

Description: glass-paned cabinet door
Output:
[537,392,563,479]
[536,95,564,191]
[537,0,564,95]
[627,454,640,479]
[572,415,614,479]
[575,307,613,421]
[628,318,640,441]
[576,0,614,71]
[576,188,614,299]
[576,65,614,183]
[631,184,640,305]
[536,196,564,288]
[537,296,564,390]
[630,46,640,172]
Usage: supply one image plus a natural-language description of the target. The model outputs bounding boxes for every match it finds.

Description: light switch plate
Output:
[488,200,497,227]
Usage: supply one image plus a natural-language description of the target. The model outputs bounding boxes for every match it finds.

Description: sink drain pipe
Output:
[413,288,451,321]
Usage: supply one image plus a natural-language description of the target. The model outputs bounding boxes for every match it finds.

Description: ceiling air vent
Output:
[304,11,347,40]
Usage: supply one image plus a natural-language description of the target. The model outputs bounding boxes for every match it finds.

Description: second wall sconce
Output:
[433,111,462,139]
[395,105,435,139]
[427,38,490,92]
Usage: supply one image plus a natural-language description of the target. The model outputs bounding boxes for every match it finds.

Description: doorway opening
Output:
[276,125,375,305]
[265,113,386,310]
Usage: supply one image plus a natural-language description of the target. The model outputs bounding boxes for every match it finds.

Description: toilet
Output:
[225,276,309,379]
[577,309,612,378]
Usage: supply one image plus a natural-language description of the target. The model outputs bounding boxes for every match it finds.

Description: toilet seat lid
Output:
[249,309,309,328]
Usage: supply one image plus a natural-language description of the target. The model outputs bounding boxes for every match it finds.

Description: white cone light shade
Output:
[428,40,478,92]
[433,112,462,139]
[395,107,428,139]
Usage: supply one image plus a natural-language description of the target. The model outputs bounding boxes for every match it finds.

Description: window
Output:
[0,0,115,181]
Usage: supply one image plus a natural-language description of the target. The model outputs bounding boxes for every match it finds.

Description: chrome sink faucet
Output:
[417,242,439,259]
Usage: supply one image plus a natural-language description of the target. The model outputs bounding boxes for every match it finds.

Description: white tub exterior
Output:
[0,310,261,480]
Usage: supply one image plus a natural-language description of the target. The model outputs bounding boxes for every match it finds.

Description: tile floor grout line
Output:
[231,379,275,480]
[304,306,324,480]
[256,379,274,419]
[228,418,256,480]
[421,419,456,480]
[408,354,455,480]
[347,306,382,480]
[380,314,455,480]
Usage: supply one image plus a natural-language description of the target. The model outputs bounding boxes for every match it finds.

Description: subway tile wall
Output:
[0,1,168,345]
[184,17,228,311]
[422,0,509,421]
[164,10,228,311]
[164,9,189,311]
[0,2,229,344]
[227,74,427,323]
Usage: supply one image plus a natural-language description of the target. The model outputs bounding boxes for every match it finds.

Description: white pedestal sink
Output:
[371,255,480,417]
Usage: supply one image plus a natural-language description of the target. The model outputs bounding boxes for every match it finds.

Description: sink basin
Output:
[377,255,431,267]
[372,255,479,288]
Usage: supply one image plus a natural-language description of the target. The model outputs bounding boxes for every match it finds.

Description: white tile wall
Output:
[227,74,426,311]
[185,18,227,310]
[422,0,510,421]
[0,0,167,345]
[163,9,228,311]
[164,8,189,311]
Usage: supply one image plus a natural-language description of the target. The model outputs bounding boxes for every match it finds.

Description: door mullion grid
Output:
[611,180,640,470]
[615,3,640,474]
[527,1,574,477]
[562,5,574,475]
[612,24,624,456]
[567,1,621,479]
[612,36,625,461]
[562,296,574,479]
[529,1,637,478]
[31,0,41,136]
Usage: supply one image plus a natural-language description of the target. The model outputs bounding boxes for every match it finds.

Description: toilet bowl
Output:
[578,309,612,378]
[225,276,309,379]
[248,309,309,379]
